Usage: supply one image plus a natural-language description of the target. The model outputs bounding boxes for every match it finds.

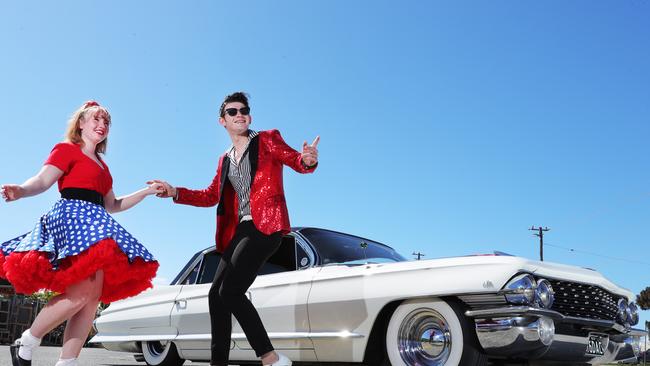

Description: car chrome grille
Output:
[458,281,623,323]
[548,280,620,321]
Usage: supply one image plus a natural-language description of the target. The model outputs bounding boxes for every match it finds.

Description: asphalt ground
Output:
[0,346,633,365]
[0,346,212,366]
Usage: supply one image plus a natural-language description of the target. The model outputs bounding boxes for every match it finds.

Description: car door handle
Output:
[175,299,187,309]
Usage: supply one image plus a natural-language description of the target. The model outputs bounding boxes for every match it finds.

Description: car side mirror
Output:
[360,241,368,262]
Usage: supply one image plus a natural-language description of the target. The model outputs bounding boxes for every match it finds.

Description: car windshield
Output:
[298,228,406,265]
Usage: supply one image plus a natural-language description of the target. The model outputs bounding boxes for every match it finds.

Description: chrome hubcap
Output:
[398,308,451,365]
[147,341,168,357]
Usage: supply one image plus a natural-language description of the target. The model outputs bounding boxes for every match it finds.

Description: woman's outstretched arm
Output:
[103,182,165,213]
[1,165,63,202]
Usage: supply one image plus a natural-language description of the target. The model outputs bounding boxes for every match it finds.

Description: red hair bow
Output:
[84,100,100,108]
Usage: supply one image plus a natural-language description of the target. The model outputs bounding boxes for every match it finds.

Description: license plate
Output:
[585,334,608,356]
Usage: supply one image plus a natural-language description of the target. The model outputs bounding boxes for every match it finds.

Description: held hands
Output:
[1,184,24,202]
[301,136,320,167]
[146,179,176,198]
[144,181,167,196]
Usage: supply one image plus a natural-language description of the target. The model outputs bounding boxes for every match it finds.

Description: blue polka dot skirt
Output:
[0,199,159,303]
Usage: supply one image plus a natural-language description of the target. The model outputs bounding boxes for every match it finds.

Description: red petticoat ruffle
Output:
[0,238,159,303]
[0,253,5,279]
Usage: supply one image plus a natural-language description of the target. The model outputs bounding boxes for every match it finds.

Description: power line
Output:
[545,242,650,267]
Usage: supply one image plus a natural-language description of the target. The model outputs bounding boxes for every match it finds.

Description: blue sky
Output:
[1,1,648,329]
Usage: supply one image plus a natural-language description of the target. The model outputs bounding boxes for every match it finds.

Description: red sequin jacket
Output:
[174,130,317,253]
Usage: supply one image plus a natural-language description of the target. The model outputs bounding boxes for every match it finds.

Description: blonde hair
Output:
[64,101,112,154]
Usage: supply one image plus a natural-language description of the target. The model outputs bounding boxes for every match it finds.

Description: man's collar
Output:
[227,129,258,155]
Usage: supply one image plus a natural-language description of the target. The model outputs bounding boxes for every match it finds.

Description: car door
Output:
[300,228,406,363]
[170,250,220,361]
[230,234,318,361]
[91,284,183,346]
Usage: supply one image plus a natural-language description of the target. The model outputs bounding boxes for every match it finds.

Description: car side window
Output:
[181,261,201,285]
[171,251,202,285]
[197,251,222,284]
[258,235,298,275]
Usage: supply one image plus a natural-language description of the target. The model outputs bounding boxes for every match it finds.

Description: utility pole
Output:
[412,252,425,260]
[529,226,550,261]
[643,320,650,366]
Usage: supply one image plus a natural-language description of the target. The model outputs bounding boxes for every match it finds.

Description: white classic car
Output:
[90,227,645,365]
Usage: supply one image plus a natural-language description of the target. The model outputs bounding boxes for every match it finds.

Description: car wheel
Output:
[141,340,185,366]
[385,298,487,366]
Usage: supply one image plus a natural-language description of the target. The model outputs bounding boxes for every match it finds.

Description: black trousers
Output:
[209,220,282,365]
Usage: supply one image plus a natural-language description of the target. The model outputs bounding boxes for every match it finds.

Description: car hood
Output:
[325,255,634,300]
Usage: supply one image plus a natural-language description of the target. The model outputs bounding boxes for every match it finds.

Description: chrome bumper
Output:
[466,306,645,363]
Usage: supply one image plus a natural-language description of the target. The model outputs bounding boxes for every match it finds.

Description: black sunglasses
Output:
[224,107,251,117]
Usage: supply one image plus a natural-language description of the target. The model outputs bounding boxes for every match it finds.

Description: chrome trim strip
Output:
[173,333,210,341]
[293,230,324,265]
[244,331,364,340]
[562,316,627,333]
[629,328,648,337]
[174,331,364,341]
[291,233,316,269]
[92,330,365,344]
[89,334,176,343]
[465,306,564,320]
[465,307,647,335]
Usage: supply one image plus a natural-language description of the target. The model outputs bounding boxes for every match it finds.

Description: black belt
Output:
[60,188,105,207]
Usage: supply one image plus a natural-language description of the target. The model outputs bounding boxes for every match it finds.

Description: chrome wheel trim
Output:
[144,340,170,360]
[397,308,452,365]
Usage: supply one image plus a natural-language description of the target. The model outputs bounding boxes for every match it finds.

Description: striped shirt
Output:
[226,130,258,221]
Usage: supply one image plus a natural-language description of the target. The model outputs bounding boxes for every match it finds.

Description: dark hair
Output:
[219,92,250,117]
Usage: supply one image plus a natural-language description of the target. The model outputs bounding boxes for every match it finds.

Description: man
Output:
[152,92,318,366]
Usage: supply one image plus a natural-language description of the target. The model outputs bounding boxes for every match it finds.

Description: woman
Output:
[151,91,319,366]
[0,101,162,366]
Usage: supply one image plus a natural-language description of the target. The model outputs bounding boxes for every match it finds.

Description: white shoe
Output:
[265,352,292,366]
[54,358,78,366]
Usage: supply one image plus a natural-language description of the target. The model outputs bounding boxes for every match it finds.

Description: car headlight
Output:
[627,302,639,325]
[534,279,555,309]
[503,274,536,305]
[617,298,629,324]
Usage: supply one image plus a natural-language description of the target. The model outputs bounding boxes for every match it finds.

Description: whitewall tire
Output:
[385,298,486,366]
[141,340,185,366]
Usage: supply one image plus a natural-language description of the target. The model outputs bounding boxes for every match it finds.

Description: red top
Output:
[44,142,113,196]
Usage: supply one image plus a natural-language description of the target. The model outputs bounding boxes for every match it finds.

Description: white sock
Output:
[17,329,41,360]
[55,358,78,366]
